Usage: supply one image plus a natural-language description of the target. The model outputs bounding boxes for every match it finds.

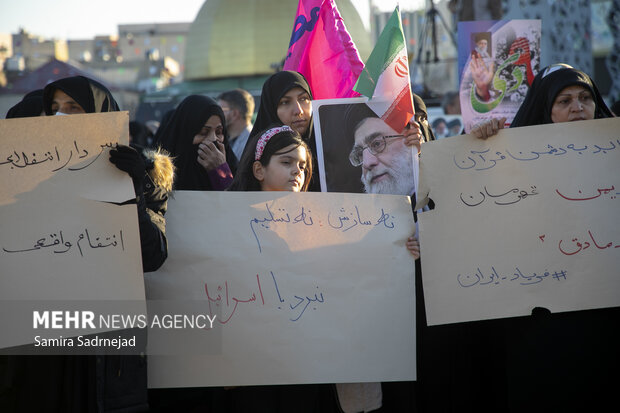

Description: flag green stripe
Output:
[354,7,406,97]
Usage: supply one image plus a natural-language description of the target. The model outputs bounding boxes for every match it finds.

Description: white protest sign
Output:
[0,113,144,349]
[0,113,134,205]
[145,191,416,388]
[417,117,620,325]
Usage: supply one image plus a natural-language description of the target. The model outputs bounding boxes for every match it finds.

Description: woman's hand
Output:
[406,235,420,260]
[197,140,226,171]
[470,117,507,140]
[403,119,423,153]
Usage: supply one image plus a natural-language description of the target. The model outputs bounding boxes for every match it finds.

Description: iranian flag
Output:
[353,6,414,132]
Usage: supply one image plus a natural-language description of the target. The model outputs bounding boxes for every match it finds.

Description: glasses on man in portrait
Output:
[348,134,405,166]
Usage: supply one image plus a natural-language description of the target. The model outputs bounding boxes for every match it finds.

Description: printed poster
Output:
[312,97,419,195]
[458,19,541,132]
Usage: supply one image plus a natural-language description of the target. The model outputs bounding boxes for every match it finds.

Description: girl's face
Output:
[550,85,595,123]
[51,89,85,114]
[276,87,312,135]
[192,115,225,145]
[253,144,307,192]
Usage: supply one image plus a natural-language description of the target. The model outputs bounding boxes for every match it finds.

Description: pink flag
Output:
[283,0,364,100]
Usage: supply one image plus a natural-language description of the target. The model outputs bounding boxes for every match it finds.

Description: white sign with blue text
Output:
[146,191,416,387]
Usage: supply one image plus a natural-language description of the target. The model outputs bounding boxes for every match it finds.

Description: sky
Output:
[0,0,426,41]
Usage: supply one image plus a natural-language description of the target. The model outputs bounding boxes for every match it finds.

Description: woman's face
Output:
[550,85,595,123]
[276,87,312,135]
[51,89,86,115]
[192,115,225,145]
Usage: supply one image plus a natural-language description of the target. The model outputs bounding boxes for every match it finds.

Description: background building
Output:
[136,0,373,123]
[117,22,189,66]
[10,29,68,71]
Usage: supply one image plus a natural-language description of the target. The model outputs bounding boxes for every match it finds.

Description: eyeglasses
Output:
[349,135,404,166]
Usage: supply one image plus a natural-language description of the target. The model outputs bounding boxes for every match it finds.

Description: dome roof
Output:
[185,0,371,80]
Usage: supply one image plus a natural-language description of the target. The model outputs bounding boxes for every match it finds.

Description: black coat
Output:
[133,146,173,272]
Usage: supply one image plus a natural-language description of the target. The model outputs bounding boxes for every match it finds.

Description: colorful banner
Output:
[457,19,541,132]
[284,0,364,99]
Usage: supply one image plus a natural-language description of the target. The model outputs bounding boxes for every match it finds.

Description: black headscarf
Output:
[152,108,175,146]
[6,89,44,118]
[511,64,613,127]
[129,121,149,147]
[251,71,314,141]
[251,70,319,191]
[42,75,119,114]
[413,93,436,142]
[157,95,236,191]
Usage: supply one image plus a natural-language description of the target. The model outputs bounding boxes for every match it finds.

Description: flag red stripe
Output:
[381,85,414,132]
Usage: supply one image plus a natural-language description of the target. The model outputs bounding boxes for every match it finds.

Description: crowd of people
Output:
[1,56,618,412]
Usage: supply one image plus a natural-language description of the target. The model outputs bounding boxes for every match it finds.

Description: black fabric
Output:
[129,121,149,147]
[152,109,175,146]
[221,384,339,413]
[109,144,169,273]
[0,355,91,413]
[97,332,149,413]
[109,145,145,185]
[413,93,436,142]
[42,76,119,115]
[343,101,378,139]
[250,71,320,191]
[132,144,169,273]
[510,64,613,127]
[412,94,427,116]
[157,95,236,190]
[5,89,43,119]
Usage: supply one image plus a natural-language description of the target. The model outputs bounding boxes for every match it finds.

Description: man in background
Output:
[217,88,255,162]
